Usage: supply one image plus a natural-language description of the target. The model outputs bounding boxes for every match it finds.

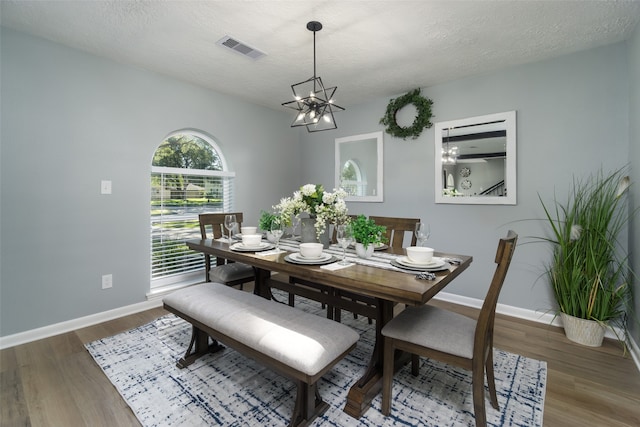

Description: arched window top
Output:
[152,130,227,171]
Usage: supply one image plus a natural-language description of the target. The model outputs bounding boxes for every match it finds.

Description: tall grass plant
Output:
[538,167,636,336]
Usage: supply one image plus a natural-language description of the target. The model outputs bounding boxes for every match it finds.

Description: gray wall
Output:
[299,40,635,317]
[0,28,300,336]
[1,25,638,341]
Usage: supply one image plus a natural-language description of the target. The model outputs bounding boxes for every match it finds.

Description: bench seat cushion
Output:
[163,283,360,377]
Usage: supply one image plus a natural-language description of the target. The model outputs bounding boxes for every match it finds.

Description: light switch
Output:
[101,180,112,195]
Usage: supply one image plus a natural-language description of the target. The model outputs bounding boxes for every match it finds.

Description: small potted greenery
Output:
[350,215,386,258]
[537,167,637,348]
[259,210,279,243]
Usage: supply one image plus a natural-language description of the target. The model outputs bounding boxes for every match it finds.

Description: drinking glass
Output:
[291,215,301,239]
[270,217,284,251]
[415,222,431,247]
[336,224,353,265]
[224,214,237,242]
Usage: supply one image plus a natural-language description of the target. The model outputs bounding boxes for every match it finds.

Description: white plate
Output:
[230,242,271,251]
[288,252,333,263]
[396,256,445,269]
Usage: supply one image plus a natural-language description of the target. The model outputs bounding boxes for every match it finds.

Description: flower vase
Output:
[300,217,330,249]
[265,231,276,243]
[355,242,374,259]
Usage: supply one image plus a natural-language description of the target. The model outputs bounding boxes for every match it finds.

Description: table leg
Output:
[343,298,394,418]
[253,267,272,299]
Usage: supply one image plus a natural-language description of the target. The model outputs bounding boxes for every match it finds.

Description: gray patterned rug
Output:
[86,292,546,426]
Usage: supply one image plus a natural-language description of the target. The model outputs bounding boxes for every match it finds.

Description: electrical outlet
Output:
[102,274,113,289]
[101,180,112,194]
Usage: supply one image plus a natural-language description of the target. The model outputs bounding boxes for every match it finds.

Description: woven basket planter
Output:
[560,312,606,347]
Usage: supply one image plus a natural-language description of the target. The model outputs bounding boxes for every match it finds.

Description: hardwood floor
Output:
[1,292,639,426]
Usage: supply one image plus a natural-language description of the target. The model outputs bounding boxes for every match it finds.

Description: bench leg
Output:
[289,381,328,427]
[176,325,224,369]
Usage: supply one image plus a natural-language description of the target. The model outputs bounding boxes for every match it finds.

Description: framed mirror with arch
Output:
[335,131,383,202]
[434,111,516,205]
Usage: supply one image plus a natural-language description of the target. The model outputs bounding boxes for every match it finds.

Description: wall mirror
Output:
[434,111,516,205]
[335,131,383,202]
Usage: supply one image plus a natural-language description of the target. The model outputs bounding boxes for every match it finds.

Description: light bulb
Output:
[323,114,331,123]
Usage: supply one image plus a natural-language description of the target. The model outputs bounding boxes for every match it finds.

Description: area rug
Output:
[86,292,546,426]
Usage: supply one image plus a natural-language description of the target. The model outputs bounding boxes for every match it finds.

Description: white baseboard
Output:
[433,291,640,373]
[0,299,163,350]
[2,289,639,374]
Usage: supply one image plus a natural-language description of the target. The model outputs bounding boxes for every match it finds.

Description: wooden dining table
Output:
[185,238,472,419]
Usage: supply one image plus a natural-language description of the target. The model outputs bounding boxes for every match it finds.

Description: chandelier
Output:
[442,127,458,164]
[281,21,345,132]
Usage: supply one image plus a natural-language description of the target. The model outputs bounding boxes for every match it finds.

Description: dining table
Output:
[185,236,473,419]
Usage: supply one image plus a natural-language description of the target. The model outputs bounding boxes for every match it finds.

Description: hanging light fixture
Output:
[442,127,458,164]
[281,21,345,132]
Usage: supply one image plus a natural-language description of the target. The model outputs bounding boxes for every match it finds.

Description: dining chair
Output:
[198,213,255,289]
[381,230,518,427]
[368,216,419,248]
[335,216,420,323]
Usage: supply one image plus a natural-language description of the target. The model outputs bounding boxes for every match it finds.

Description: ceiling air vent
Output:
[216,36,266,60]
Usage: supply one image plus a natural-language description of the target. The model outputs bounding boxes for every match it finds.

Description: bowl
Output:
[299,242,323,259]
[406,246,434,264]
[241,234,262,247]
[241,226,257,235]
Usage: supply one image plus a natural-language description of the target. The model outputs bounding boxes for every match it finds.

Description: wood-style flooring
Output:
[1,287,639,426]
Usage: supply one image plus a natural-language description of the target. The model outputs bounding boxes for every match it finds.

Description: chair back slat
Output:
[198,212,244,239]
[474,230,518,356]
[368,216,420,249]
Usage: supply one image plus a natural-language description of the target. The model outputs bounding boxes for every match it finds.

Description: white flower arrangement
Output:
[274,184,349,239]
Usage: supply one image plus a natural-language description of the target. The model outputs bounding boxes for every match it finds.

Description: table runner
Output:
[273,237,427,274]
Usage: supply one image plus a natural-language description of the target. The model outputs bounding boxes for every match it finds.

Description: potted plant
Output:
[259,210,279,243]
[537,167,637,348]
[350,215,386,258]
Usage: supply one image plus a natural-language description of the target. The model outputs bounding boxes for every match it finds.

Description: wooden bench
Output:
[163,282,360,426]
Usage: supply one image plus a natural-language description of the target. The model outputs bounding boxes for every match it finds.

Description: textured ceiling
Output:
[2,1,640,111]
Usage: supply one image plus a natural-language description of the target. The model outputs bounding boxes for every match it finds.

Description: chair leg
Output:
[471,361,487,427]
[381,338,395,416]
[486,348,499,410]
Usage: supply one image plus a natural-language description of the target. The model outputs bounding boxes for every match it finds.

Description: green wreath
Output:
[379,89,434,140]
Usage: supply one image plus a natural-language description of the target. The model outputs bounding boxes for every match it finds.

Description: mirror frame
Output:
[434,111,516,205]
[335,131,384,202]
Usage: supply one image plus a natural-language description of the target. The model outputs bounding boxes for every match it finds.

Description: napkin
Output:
[320,262,354,271]
[215,238,232,243]
[443,257,462,265]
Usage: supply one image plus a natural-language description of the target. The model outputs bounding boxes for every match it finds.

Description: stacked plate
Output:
[391,256,449,271]
[285,252,337,265]
[229,242,274,252]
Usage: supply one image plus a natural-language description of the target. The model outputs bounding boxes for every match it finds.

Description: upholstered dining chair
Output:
[198,213,255,289]
[381,230,518,427]
[368,215,419,248]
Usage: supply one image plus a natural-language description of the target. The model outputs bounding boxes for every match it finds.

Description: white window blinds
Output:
[150,167,235,286]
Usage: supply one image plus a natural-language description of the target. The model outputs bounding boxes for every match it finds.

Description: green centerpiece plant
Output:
[350,215,386,258]
[537,167,637,348]
[259,210,278,232]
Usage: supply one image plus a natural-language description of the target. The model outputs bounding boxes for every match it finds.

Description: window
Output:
[150,130,234,288]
